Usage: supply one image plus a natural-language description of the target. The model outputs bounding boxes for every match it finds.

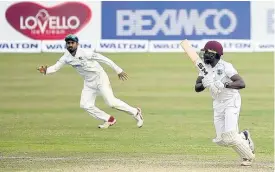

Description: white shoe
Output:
[98,116,116,129]
[134,108,143,128]
[242,130,255,153]
[241,158,253,166]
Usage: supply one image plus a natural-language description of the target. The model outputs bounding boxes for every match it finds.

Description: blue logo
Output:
[102,1,251,40]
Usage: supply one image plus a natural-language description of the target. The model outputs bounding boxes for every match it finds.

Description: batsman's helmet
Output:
[202,41,223,56]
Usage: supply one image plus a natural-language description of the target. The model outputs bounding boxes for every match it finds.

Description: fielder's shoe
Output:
[134,107,143,128]
[242,130,255,153]
[98,116,116,129]
[241,158,253,166]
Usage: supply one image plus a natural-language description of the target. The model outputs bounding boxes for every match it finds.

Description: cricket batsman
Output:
[37,34,143,129]
[194,41,255,166]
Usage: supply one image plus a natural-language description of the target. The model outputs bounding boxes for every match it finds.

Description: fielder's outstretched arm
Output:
[195,76,205,92]
[88,53,123,74]
[38,55,66,75]
[46,61,65,74]
[226,74,246,89]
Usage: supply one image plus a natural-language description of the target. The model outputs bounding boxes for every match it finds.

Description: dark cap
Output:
[65,34,79,43]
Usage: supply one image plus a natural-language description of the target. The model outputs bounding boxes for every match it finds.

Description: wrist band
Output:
[224,82,229,88]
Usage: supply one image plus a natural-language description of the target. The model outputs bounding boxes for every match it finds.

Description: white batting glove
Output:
[209,81,224,96]
[202,76,214,88]
[209,83,221,94]
[213,80,225,90]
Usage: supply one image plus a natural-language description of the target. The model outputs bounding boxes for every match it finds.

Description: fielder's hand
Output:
[118,71,128,81]
[37,65,47,75]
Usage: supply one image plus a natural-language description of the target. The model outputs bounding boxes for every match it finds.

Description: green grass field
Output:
[0,52,273,172]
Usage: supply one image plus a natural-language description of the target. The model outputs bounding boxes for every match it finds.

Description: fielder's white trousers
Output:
[213,94,241,138]
[80,71,138,122]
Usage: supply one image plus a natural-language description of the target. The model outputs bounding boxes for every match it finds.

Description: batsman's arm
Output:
[225,74,246,89]
[195,76,205,92]
[88,52,123,74]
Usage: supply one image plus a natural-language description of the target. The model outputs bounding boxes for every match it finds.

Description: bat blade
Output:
[180,39,209,77]
[180,39,200,64]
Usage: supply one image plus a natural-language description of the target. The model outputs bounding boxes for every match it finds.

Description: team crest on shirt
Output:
[217,69,223,75]
[79,57,83,60]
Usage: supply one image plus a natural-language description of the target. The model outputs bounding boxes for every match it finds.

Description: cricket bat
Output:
[180,39,209,76]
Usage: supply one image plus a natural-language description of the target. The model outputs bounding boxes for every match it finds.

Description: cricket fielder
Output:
[194,41,255,166]
[37,34,143,129]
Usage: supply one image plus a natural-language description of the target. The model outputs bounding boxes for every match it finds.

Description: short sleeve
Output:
[225,63,238,78]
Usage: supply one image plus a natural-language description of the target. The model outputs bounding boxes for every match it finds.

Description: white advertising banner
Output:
[0,40,272,53]
[251,1,275,43]
[0,40,41,53]
[96,40,149,52]
[0,1,101,42]
[42,40,96,53]
[202,40,253,52]
[253,42,275,52]
[149,41,202,52]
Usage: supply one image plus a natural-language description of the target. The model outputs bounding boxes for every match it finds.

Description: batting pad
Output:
[212,137,227,147]
[222,130,255,160]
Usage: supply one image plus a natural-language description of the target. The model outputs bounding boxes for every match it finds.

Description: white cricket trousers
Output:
[213,94,253,160]
[213,94,241,138]
[80,71,138,122]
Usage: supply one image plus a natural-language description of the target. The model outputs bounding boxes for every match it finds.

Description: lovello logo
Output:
[5,2,92,40]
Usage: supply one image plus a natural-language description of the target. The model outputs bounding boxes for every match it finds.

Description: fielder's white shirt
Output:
[199,59,240,109]
[46,48,123,82]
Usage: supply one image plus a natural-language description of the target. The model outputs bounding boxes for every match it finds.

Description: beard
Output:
[203,52,216,64]
[204,58,212,64]
[67,47,77,53]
